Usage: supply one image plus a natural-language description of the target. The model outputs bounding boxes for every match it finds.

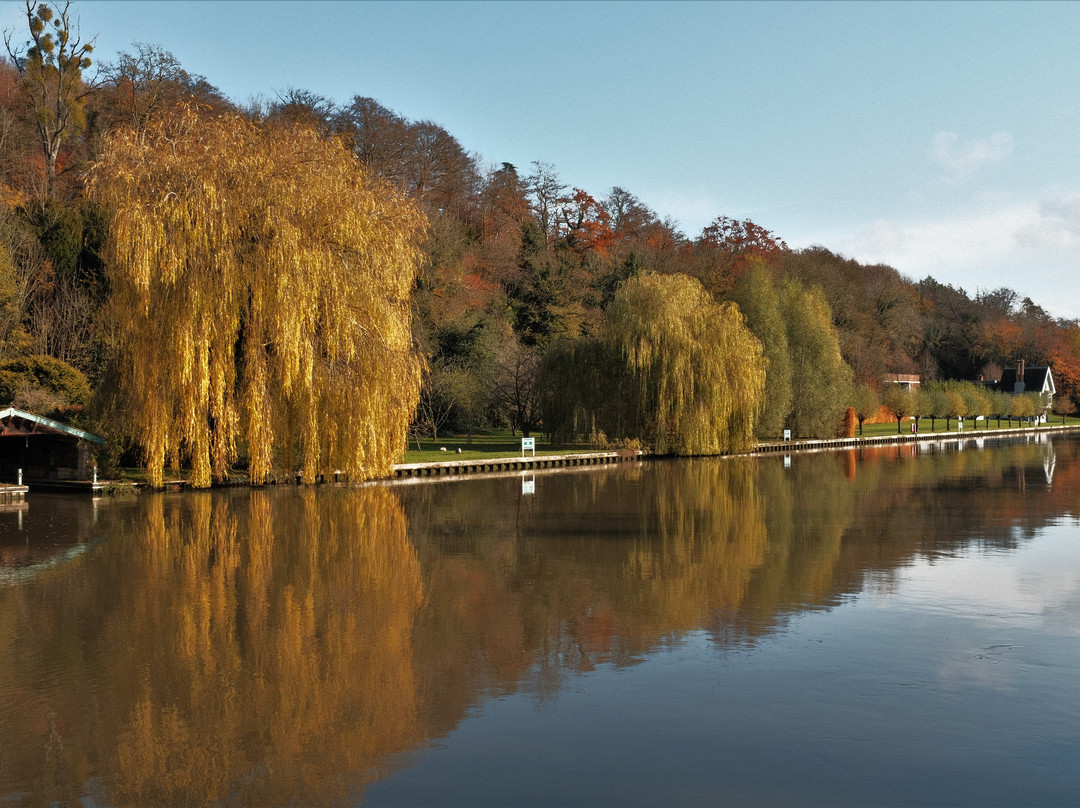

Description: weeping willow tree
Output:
[89,106,426,487]
[603,272,766,454]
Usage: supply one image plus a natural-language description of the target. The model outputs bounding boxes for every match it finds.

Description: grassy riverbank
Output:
[401,434,598,464]
[404,418,1080,462]
[98,418,1080,487]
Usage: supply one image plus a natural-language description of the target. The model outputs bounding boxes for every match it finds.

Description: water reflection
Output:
[0,488,423,806]
[0,434,1076,805]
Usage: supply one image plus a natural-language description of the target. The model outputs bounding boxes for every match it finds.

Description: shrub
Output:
[842,407,857,438]
[0,355,92,412]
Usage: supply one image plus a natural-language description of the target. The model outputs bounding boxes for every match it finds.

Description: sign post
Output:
[522,437,535,457]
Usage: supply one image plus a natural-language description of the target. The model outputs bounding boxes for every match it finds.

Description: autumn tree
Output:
[960,381,990,428]
[604,186,653,238]
[781,279,853,437]
[0,58,40,201]
[692,215,787,297]
[786,247,922,384]
[101,43,225,135]
[0,352,89,410]
[5,0,94,198]
[883,384,916,434]
[525,160,566,243]
[603,272,766,454]
[1039,323,1080,414]
[922,382,949,431]
[480,162,530,241]
[0,210,41,355]
[942,382,969,430]
[490,336,543,436]
[730,261,793,438]
[988,389,1010,427]
[89,106,426,487]
[850,382,880,435]
[915,277,983,380]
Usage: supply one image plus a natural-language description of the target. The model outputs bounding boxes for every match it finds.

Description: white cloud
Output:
[931,131,1013,178]
[1015,193,1080,250]
[830,195,1080,318]
[839,203,1038,273]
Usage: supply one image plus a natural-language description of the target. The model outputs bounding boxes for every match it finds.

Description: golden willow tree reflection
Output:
[0,487,423,806]
[106,488,423,806]
[89,106,426,487]
[404,458,778,696]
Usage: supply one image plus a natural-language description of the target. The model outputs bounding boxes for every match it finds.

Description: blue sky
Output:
[6,1,1080,318]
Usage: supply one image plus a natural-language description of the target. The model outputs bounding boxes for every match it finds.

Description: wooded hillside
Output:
[3,2,1078,479]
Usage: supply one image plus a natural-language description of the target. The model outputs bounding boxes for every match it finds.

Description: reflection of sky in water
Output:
[871,522,1080,636]
[369,523,1080,808]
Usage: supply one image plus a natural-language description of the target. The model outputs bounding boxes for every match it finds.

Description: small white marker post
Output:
[522,437,535,457]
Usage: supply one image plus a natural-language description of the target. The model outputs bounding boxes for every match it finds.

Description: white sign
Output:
[522,437,536,457]
[522,476,535,495]
[783,429,792,441]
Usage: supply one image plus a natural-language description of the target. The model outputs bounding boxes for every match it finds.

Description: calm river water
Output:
[1,434,1078,806]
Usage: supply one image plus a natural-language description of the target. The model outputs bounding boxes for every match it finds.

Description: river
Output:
[1,434,1077,806]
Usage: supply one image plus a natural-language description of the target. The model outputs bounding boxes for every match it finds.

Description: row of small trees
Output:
[866,380,1053,435]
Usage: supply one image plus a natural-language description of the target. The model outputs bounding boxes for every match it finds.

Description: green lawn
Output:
[400,433,597,464]
[408,417,1080,461]
[850,415,1080,439]
[107,419,1080,483]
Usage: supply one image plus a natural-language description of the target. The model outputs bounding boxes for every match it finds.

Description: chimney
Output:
[1018,359,1025,382]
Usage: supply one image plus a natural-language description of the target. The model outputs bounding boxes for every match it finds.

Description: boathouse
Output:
[0,407,106,483]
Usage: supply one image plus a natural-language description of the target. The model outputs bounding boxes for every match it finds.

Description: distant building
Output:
[882,373,921,390]
[0,407,106,482]
[997,360,1055,398]
[991,361,1056,420]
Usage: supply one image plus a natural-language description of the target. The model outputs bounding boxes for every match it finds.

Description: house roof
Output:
[998,366,1055,396]
[0,407,106,445]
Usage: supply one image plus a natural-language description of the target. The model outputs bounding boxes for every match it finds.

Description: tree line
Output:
[1,1,1078,484]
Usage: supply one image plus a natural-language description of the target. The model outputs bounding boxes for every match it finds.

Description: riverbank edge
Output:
[387,422,1080,484]
[29,422,1080,495]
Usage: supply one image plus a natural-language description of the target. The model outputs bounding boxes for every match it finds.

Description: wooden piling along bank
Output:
[750,422,1080,456]
[390,423,1080,482]
[0,484,29,504]
[391,451,640,480]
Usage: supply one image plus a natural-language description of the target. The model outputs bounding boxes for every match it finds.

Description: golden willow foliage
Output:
[604,272,766,454]
[88,106,427,487]
[107,489,424,805]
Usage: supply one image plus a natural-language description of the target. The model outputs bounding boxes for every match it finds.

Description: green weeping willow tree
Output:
[603,272,767,454]
[89,106,427,487]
